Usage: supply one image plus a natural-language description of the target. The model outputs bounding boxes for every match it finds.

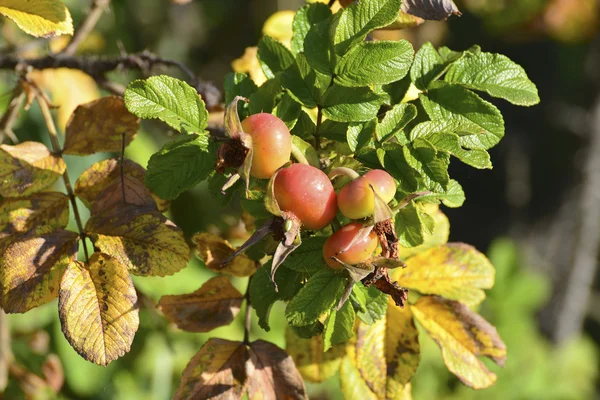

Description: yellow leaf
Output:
[395,243,494,306]
[174,338,247,400]
[411,296,506,389]
[158,276,243,332]
[0,192,69,234]
[340,357,378,400]
[285,326,345,383]
[0,229,78,313]
[58,253,139,366]
[75,158,169,212]
[91,175,157,215]
[380,11,424,30]
[398,204,449,259]
[262,10,295,49]
[231,47,267,86]
[192,232,257,277]
[385,299,419,396]
[63,96,140,156]
[0,141,66,197]
[0,0,73,38]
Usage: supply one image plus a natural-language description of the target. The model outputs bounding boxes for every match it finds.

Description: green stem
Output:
[243,277,253,345]
[328,167,360,180]
[290,141,310,165]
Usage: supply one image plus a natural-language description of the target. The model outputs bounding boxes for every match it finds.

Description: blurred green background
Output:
[1,0,600,398]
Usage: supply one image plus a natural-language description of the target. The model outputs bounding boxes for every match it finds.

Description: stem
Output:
[243,277,253,345]
[120,132,126,203]
[37,95,90,262]
[62,0,111,56]
[0,309,12,392]
[328,167,360,180]
[314,106,323,150]
[290,141,310,165]
[0,85,25,144]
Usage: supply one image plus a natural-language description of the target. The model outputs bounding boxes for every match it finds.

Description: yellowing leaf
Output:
[232,47,267,86]
[91,175,157,215]
[0,142,66,197]
[58,253,139,366]
[411,296,506,389]
[0,192,69,234]
[398,204,449,259]
[174,338,247,400]
[86,205,190,276]
[75,158,169,212]
[385,299,419,396]
[247,340,308,400]
[0,0,73,38]
[192,232,257,277]
[262,10,296,49]
[0,229,78,313]
[340,357,379,400]
[395,243,494,306]
[63,96,140,155]
[285,326,345,383]
[158,276,243,332]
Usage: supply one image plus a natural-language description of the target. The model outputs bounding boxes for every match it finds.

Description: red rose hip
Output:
[323,222,379,269]
[337,169,396,220]
[241,113,291,179]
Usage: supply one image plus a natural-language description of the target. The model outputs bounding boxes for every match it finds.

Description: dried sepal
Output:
[192,232,258,277]
[271,215,302,290]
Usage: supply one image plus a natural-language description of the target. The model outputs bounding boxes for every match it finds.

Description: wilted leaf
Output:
[385,299,419,396]
[86,205,189,276]
[174,339,247,400]
[91,175,157,215]
[75,158,169,212]
[158,276,243,332]
[59,253,139,366]
[0,229,78,313]
[401,0,461,21]
[63,96,140,155]
[285,327,345,383]
[247,340,308,400]
[0,142,66,197]
[0,0,74,37]
[411,296,506,389]
[396,243,494,305]
[192,233,257,277]
[0,192,69,235]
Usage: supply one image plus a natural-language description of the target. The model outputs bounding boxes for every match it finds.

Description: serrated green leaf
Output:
[419,179,465,208]
[347,120,377,152]
[224,72,258,104]
[410,42,445,90]
[428,131,492,169]
[330,0,403,56]
[445,52,540,106]
[323,85,384,122]
[145,134,216,200]
[282,236,327,274]
[257,35,295,79]
[335,40,413,87]
[420,83,505,150]
[291,110,316,139]
[292,3,332,55]
[353,284,388,324]
[290,321,325,339]
[124,75,208,134]
[323,300,355,351]
[283,58,319,109]
[304,19,334,75]
[320,119,349,142]
[395,203,426,247]
[285,269,347,327]
[276,93,302,129]
[376,103,417,144]
[248,76,282,114]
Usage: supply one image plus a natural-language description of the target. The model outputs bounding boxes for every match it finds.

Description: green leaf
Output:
[292,136,320,167]
[378,144,420,193]
[283,56,320,108]
[304,19,334,75]
[430,131,491,169]
[289,322,325,339]
[376,103,417,143]
[276,93,302,130]
[323,300,355,351]
[419,179,465,208]
[352,284,388,325]
[320,119,349,142]
[395,203,430,247]
[145,134,216,200]
[347,120,376,152]
[323,85,384,122]
[335,40,413,87]
[445,52,540,106]
[283,236,327,274]
[224,72,257,104]
[257,35,295,79]
[291,110,317,139]
[285,269,348,327]
[330,0,403,56]
[292,3,332,55]
[420,83,505,150]
[248,76,282,114]
[124,75,208,134]
[410,42,444,90]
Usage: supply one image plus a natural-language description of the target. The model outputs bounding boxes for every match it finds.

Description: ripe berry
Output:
[241,113,291,179]
[323,222,378,269]
[273,164,337,230]
[337,169,396,220]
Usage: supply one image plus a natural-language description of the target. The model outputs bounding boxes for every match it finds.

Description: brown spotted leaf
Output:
[91,175,156,215]
[411,296,506,389]
[395,243,494,306]
[158,276,243,332]
[0,229,78,313]
[86,205,190,276]
[247,340,308,400]
[192,232,257,277]
[63,96,140,155]
[58,253,139,366]
[0,192,69,235]
[74,158,169,212]
[285,326,345,383]
[174,338,248,400]
[0,142,66,197]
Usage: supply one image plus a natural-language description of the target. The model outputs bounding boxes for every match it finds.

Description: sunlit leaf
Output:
[396,243,494,305]
[59,253,139,366]
[174,339,247,400]
[86,205,189,277]
[0,142,66,197]
[411,296,506,389]
[247,340,308,400]
[0,192,69,235]
[192,232,257,277]
[323,300,355,351]
[158,276,243,332]
[0,229,78,313]
[398,204,449,258]
[0,0,73,37]
[231,47,268,87]
[385,299,419,396]
[63,96,140,155]
[263,10,296,49]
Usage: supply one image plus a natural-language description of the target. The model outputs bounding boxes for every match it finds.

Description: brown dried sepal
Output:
[374,218,399,259]
[215,139,249,173]
[362,265,409,308]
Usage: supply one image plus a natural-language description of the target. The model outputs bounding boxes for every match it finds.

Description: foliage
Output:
[0,0,542,399]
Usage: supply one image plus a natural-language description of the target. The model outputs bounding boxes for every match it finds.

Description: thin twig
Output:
[243,277,253,345]
[36,92,90,262]
[62,0,112,56]
[0,85,25,143]
[315,106,323,151]
[0,309,12,392]
[120,132,126,203]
